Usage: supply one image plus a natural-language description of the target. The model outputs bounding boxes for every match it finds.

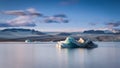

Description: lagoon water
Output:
[0,42,120,68]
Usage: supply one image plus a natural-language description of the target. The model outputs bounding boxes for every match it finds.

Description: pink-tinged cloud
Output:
[6,16,36,27]
[2,10,26,16]
[0,8,69,27]
[106,22,120,27]
[26,8,43,16]
[0,8,43,16]
[105,21,120,30]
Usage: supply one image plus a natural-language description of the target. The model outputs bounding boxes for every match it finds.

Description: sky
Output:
[0,0,120,32]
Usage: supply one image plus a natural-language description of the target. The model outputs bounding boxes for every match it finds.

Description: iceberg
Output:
[25,39,32,43]
[56,37,97,48]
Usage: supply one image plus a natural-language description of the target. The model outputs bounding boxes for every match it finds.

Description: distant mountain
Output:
[83,30,105,34]
[0,29,120,42]
[57,32,71,36]
[83,30,120,34]
[0,28,46,39]
[1,28,45,35]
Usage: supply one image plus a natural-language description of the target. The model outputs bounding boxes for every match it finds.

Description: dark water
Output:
[0,42,120,68]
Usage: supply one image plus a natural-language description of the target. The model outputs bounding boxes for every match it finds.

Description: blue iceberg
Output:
[56,37,97,48]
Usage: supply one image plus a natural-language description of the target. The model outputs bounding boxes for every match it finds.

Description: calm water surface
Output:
[0,42,120,68]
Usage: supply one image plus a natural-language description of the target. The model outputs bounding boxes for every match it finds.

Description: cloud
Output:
[0,8,43,16]
[54,14,67,18]
[26,8,43,16]
[44,14,69,23]
[0,8,40,27]
[44,16,69,23]
[0,22,35,27]
[89,22,98,26]
[106,21,120,27]
[105,21,120,30]
[60,0,80,5]
[0,23,11,27]
[6,16,36,27]
[2,10,26,16]
[0,15,36,27]
[0,8,69,27]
